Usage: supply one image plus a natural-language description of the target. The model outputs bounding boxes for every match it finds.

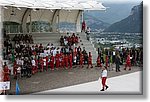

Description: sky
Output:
[100,0,142,4]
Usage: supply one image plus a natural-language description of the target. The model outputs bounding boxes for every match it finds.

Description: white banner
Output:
[0,81,10,90]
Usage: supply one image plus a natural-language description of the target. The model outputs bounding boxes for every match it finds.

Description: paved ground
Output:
[34,71,142,95]
[9,65,142,95]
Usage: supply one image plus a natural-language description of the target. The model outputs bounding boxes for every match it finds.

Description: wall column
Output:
[76,10,82,33]
[21,9,31,34]
[51,9,60,33]
[0,6,4,56]
[0,5,4,94]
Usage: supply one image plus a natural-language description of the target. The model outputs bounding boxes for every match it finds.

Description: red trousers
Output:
[50,62,54,70]
[32,66,36,74]
[80,61,83,68]
[40,64,44,72]
[88,61,93,67]
[60,61,65,68]
[65,62,68,68]
[106,62,108,68]
[4,75,10,82]
[56,61,59,68]
[46,62,48,70]
[125,62,131,68]
[69,61,72,69]
[102,77,107,88]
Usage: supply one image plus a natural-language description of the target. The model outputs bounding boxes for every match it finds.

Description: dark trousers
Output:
[116,63,120,72]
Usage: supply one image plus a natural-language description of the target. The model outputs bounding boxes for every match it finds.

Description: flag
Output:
[16,80,20,95]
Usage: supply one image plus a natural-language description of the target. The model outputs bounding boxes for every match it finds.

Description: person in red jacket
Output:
[45,56,49,71]
[13,61,18,79]
[96,55,102,68]
[80,52,84,68]
[75,36,78,43]
[68,53,73,69]
[82,20,86,32]
[3,62,10,82]
[35,56,38,73]
[65,54,68,69]
[87,52,93,68]
[59,53,64,69]
[39,57,44,72]
[124,53,131,70]
[55,52,60,70]
[50,54,55,71]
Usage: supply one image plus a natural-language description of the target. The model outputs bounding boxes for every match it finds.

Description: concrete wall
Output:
[0,6,3,94]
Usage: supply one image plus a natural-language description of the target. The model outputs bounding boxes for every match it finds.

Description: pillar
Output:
[51,9,60,33]
[0,6,4,56]
[76,10,82,33]
[21,9,31,34]
[0,5,4,94]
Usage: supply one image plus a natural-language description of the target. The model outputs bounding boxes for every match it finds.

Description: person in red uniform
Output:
[74,47,77,56]
[39,57,44,72]
[75,36,78,43]
[68,53,73,69]
[96,55,102,68]
[124,53,131,70]
[34,56,38,73]
[79,52,84,68]
[50,54,55,71]
[65,54,68,69]
[87,52,93,68]
[59,53,64,69]
[72,36,75,45]
[68,36,72,46]
[3,62,10,82]
[82,20,86,32]
[45,56,49,71]
[13,61,18,79]
[105,55,109,68]
[55,52,60,70]
[100,66,109,91]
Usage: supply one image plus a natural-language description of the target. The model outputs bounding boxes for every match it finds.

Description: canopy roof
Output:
[0,0,106,10]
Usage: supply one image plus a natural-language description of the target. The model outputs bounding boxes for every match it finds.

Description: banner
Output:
[0,81,10,90]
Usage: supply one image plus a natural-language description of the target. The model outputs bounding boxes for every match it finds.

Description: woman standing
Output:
[100,66,109,91]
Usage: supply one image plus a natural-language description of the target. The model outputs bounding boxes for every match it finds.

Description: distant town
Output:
[90,32,142,49]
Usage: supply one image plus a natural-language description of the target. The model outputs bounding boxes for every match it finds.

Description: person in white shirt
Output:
[31,58,36,74]
[100,66,109,91]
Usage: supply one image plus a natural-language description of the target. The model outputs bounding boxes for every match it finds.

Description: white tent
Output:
[0,0,106,33]
[0,0,106,10]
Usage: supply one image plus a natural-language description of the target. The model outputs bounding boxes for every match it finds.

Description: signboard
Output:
[0,81,10,90]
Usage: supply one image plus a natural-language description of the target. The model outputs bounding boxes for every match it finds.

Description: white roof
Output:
[0,0,106,10]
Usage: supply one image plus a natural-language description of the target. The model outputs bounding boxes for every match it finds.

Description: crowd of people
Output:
[60,33,79,46]
[2,32,143,83]
[2,32,95,80]
[3,34,34,60]
[96,47,143,72]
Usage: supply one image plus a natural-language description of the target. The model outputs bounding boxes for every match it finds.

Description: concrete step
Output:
[33,37,60,40]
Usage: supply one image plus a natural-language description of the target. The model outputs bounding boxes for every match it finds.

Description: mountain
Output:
[104,2,143,33]
[84,2,139,24]
[84,14,110,32]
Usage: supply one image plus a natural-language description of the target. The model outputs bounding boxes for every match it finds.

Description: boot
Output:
[100,88,104,91]
[106,85,109,90]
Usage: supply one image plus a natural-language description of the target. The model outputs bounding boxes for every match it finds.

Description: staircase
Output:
[32,32,61,47]
[77,32,98,64]
[31,32,98,63]
[8,32,98,64]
